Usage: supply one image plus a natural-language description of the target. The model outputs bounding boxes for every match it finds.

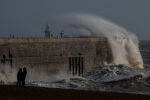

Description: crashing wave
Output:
[48,65,146,89]
[85,64,143,83]
[60,13,143,69]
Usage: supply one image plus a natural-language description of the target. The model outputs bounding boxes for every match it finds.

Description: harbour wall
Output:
[0,37,112,80]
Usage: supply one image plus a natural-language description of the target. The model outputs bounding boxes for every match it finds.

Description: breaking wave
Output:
[60,13,143,69]
[48,65,150,94]
[30,64,150,94]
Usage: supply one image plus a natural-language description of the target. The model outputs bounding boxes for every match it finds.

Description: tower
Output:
[45,24,52,38]
[60,30,64,38]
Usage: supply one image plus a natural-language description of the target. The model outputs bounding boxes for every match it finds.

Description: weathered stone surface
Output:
[0,37,112,76]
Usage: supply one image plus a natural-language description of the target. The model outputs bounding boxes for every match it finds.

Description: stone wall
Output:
[0,37,112,77]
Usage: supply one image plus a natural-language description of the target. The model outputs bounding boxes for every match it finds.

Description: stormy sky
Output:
[0,0,150,40]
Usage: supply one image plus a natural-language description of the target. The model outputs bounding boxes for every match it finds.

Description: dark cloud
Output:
[0,0,149,39]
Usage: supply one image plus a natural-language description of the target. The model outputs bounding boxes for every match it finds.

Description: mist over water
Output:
[0,64,17,84]
[60,14,143,69]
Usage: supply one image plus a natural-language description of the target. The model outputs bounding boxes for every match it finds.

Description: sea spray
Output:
[0,63,17,84]
[27,68,69,82]
[0,63,70,84]
[60,13,143,69]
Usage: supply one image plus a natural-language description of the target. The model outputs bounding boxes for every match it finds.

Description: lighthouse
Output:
[45,24,52,38]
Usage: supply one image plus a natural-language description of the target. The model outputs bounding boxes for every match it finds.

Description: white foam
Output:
[61,13,143,69]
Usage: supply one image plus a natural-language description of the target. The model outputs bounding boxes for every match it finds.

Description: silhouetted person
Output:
[22,67,27,86]
[17,68,22,87]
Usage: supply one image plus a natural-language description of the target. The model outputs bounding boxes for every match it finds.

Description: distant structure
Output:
[45,24,52,38]
[60,30,64,38]
[10,34,15,38]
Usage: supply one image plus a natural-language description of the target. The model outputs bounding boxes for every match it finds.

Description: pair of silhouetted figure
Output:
[17,67,27,87]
